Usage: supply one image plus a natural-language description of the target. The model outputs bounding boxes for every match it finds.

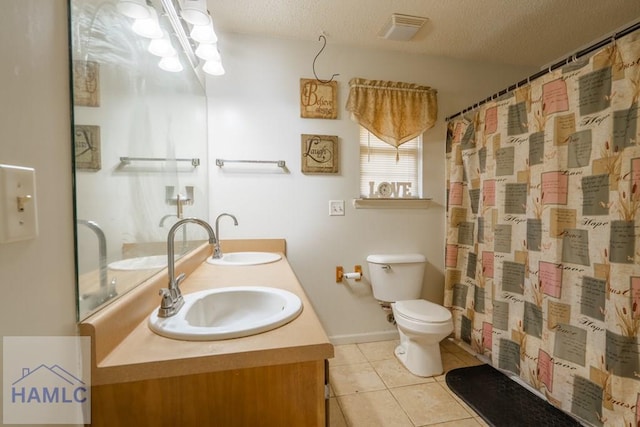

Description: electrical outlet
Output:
[329,200,345,216]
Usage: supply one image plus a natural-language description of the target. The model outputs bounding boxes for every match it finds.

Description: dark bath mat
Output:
[445,364,582,426]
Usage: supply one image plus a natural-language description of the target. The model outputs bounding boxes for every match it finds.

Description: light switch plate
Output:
[329,200,345,216]
[0,164,38,243]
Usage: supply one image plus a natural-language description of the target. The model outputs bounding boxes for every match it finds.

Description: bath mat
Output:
[445,364,582,426]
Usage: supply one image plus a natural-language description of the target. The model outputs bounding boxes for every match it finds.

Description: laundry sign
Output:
[368,181,413,198]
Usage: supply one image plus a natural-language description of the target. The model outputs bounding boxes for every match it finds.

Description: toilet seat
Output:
[394,299,452,324]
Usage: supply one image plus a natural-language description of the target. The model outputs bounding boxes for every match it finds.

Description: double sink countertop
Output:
[80,239,334,385]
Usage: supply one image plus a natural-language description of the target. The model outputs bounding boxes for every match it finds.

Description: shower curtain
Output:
[444,29,640,426]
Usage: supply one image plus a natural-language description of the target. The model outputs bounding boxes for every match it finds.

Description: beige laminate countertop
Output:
[80,241,334,385]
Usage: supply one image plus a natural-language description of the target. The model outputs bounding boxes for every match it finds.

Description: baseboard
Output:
[329,330,399,345]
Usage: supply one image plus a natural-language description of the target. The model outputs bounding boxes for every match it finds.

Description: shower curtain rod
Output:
[445,20,640,122]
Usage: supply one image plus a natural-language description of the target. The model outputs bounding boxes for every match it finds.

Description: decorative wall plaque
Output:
[73,60,100,107]
[300,78,337,119]
[301,134,338,174]
[74,125,101,171]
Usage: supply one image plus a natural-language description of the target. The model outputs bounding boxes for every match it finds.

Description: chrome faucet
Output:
[212,213,238,259]
[77,219,117,308]
[157,217,217,318]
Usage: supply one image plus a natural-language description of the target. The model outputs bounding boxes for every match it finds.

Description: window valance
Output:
[345,78,438,149]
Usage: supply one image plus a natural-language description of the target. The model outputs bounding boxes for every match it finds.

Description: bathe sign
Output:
[3,336,91,424]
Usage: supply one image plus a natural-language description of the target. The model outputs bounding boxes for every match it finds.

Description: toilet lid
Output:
[395,299,452,323]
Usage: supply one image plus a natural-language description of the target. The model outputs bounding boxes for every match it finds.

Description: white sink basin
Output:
[108,255,168,271]
[206,251,282,266]
[148,286,303,341]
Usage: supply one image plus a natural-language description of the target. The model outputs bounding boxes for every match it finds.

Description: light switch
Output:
[329,200,345,216]
[0,164,38,243]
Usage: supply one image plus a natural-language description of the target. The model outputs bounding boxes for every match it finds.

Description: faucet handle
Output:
[159,288,173,308]
[175,273,186,288]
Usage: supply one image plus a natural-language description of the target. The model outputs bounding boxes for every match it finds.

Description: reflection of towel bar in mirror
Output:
[216,159,286,168]
[119,157,201,167]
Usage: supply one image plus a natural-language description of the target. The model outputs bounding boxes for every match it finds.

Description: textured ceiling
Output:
[208,0,640,67]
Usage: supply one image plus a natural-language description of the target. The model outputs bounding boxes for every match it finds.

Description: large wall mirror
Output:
[69,0,209,320]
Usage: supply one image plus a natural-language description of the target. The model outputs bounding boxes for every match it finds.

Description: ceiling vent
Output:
[378,13,428,41]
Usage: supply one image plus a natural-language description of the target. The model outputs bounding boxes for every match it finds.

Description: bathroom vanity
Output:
[80,240,334,426]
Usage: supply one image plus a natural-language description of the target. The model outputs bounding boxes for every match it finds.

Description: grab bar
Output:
[215,159,286,168]
[119,157,200,167]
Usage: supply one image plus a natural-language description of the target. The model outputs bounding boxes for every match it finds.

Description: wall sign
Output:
[368,181,413,198]
[301,134,338,174]
[74,125,101,171]
[300,78,337,119]
[73,60,100,107]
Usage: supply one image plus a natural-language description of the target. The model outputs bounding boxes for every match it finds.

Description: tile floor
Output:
[329,338,489,427]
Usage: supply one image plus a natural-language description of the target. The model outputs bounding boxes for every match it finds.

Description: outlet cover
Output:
[0,164,38,243]
[329,200,345,216]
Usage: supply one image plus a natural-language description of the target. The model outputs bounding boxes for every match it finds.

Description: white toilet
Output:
[367,253,453,377]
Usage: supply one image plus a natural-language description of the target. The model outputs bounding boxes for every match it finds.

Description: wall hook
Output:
[313,34,339,84]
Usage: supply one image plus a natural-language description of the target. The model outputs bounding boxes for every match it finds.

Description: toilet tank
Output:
[366,254,426,302]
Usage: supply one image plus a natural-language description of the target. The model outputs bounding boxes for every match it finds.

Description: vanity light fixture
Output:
[132,6,163,39]
[118,0,225,76]
[179,0,210,26]
[116,0,150,19]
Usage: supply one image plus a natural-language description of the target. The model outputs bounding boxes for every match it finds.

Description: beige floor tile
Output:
[456,352,484,367]
[391,382,474,426]
[331,343,368,366]
[330,362,387,396]
[337,390,413,427]
[426,417,482,426]
[440,338,467,355]
[434,351,474,382]
[329,397,348,427]
[357,339,399,362]
[371,357,434,389]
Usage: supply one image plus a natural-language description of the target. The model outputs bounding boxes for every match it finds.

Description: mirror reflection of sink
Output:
[148,286,303,341]
[108,255,168,271]
[206,252,282,266]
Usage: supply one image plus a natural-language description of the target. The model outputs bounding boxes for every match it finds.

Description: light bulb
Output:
[203,59,225,76]
[148,31,177,57]
[159,55,183,72]
[195,43,221,61]
[117,0,150,19]
[190,21,217,44]
[180,0,210,26]
[132,6,163,39]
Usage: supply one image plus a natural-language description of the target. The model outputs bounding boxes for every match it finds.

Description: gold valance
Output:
[345,78,438,148]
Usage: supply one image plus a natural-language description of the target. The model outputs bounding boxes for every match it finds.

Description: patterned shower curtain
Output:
[444,29,640,426]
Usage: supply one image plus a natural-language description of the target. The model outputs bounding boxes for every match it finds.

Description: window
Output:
[359,126,422,199]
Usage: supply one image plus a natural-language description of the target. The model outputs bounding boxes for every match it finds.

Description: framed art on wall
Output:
[301,134,339,174]
[72,60,100,107]
[74,125,101,171]
[300,78,337,119]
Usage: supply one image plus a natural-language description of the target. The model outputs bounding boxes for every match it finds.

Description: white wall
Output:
[0,0,78,424]
[207,33,536,343]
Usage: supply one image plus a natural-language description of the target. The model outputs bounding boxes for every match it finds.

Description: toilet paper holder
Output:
[336,265,362,282]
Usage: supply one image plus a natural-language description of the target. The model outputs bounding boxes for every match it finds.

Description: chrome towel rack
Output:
[215,159,286,168]
[119,157,200,167]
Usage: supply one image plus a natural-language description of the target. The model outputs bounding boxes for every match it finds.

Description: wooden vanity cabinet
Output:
[91,359,328,426]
